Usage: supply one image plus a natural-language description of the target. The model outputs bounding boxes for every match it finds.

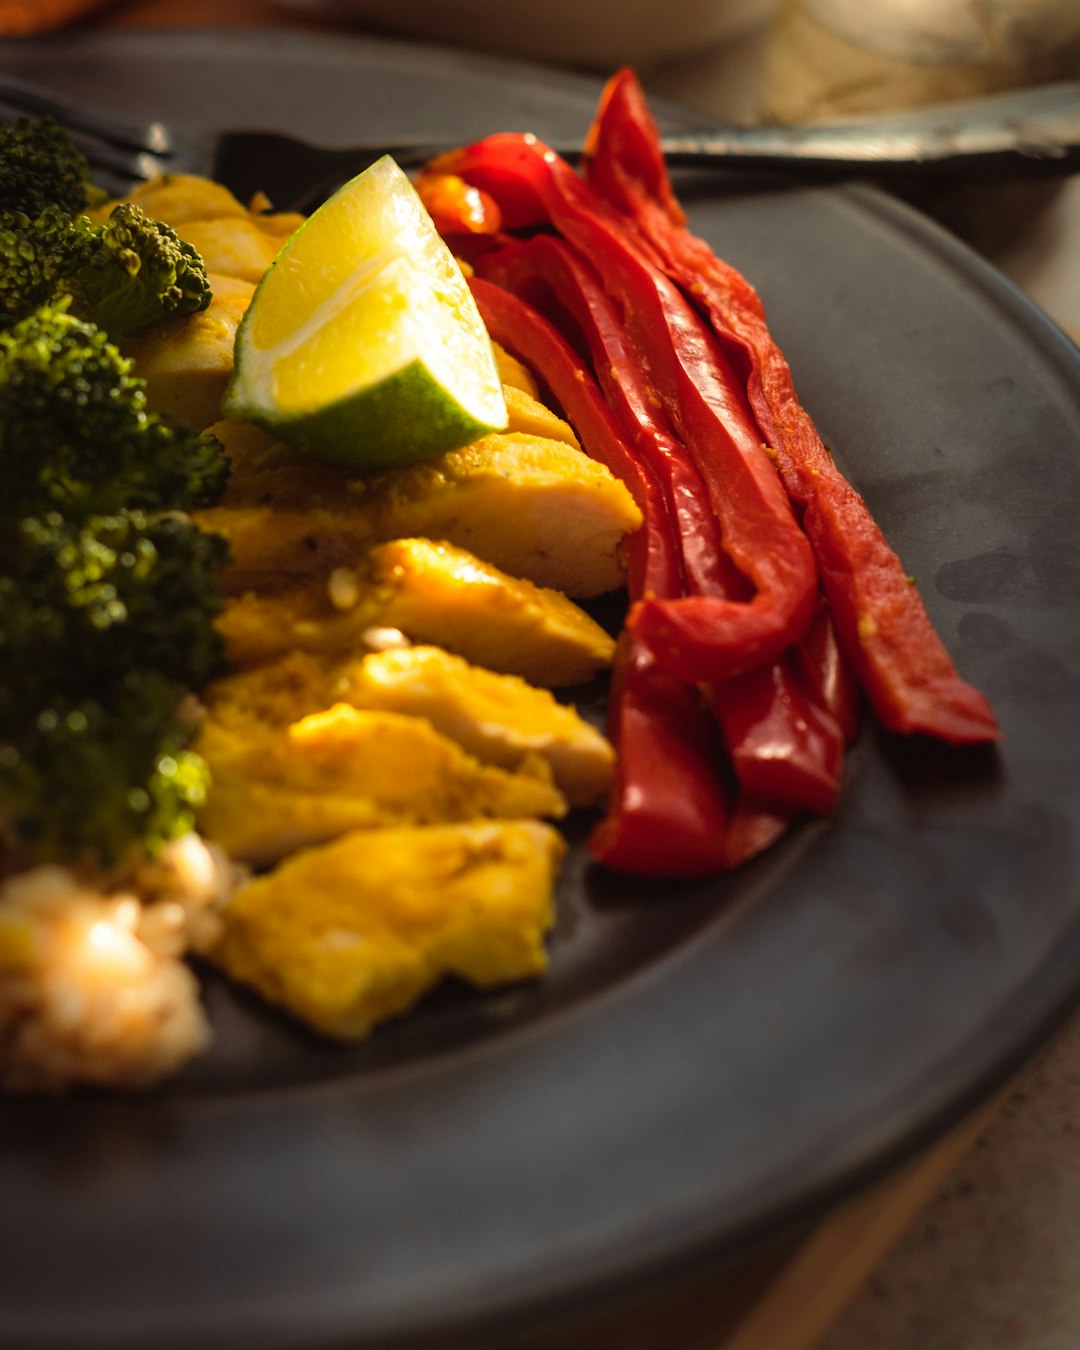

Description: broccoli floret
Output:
[0,117,213,340]
[0,202,211,338]
[0,204,97,328]
[0,120,227,868]
[0,511,228,865]
[71,202,213,338]
[0,302,228,522]
[0,676,211,866]
[0,510,229,703]
[0,117,92,218]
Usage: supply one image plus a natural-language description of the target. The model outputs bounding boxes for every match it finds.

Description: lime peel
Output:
[224,156,507,472]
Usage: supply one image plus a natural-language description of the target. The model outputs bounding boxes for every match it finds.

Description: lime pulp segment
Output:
[225,155,507,470]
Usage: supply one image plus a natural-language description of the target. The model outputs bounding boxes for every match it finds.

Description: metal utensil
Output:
[1,73,1077,210]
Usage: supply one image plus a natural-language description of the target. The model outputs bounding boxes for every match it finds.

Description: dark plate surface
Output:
[2,27,1080,1350]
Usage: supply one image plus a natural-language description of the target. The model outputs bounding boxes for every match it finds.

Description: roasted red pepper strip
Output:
[797,599,863,746]
[469,278,738,872]
[584,69,1000,744]
[478,236,728,597]
[592,634,734,876]
[441,135,819,685]
[479,235,844,815]
[711,658,843,815]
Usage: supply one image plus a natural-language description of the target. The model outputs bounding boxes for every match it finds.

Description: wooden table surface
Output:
[13,3,1080,1347]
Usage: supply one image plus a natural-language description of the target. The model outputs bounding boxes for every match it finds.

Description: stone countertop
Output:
[822,1013,1080,1350]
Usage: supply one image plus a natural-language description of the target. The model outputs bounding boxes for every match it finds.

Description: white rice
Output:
[0,834,241,1094]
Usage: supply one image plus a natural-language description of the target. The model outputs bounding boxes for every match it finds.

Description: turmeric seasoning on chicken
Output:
[210,819,565,1040]
[23,168,642,1069]
[196,704,568,865]
[216,536,616,686]
[197,419,642,598]
[204,643,615,808]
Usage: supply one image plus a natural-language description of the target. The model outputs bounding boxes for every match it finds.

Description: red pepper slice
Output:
[590,634,734,876]
[442,135,819,685]
[470,278,738,871]
[583,69,1000,745]
[479,236,727,597]
[711,656,843,816]
[797,599,863,746]
[479,236,844,815]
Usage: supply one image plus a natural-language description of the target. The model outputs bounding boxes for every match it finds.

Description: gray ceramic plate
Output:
[2,28,1080,1350]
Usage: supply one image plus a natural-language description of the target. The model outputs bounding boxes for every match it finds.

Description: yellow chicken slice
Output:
[248,195,305,238]
[210,820,564,1039]
[502,384,579,448]
[121,273,254,428]
[332,647,614,806]
[216,537,616,686]
[196,778,411,867]
[196,705,567,864]
[88,174,303,287]
[85,173,251,227]
[205,645,614,807]
[352,538,616,685]
[88,172,305,234]
[173,216,287,284]
[492,341,539,398]
[195,779,408,867]
[201,415,344,505]
[197,425,641,598]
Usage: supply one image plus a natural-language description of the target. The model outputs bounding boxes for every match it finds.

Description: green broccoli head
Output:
[0,201,212,340]
[70,202,213,339]
[0,509,230,702]
[0,302,228,521]
[0,676,212,867]
[0,117,215,342]
[0,205,97,330]
[0,510,228,866]
[0,117,92,218]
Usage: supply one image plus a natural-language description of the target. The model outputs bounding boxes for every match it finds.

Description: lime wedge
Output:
[223,156,507,470]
